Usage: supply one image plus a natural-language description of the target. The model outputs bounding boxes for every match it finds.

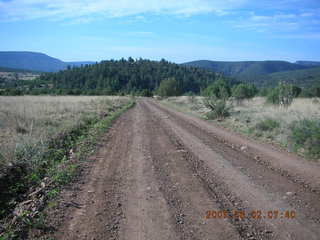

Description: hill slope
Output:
[183,60,309,82]
[260,66,320,88]
[0,51,94,72]
[295,61,320,67]
[0,66,37,73]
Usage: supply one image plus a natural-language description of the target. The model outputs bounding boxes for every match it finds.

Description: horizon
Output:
[1,50,318,65]
[0,0,319,63]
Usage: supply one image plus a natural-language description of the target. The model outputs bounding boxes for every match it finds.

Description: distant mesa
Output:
[0,51,95,72]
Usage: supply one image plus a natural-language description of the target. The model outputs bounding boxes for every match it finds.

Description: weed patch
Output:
[203,97,232,120]
[289,118,320,158]
[255,118,280,132]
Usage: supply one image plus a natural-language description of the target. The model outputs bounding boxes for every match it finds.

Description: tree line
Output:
[0,58,319,99]
[34,58,223,96]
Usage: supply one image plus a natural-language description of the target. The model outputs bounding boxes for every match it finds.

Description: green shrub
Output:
[157,77,181,97]
[232,83,258,103]
[266,87,280,104]
[258,87,272,97]
[203,96,231,120]
[299,86,320,98]
[201,78,231,99]
[266,82,298,107]
[289,119,320,158]
[255,118,280,131]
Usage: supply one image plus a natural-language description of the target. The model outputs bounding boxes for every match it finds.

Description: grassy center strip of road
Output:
[0,100,135,240]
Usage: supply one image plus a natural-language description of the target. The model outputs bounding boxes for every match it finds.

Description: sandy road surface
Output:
[51,99,320,240]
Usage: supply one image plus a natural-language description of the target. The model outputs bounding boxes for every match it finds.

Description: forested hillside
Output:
[183,60,309,82]
[36,58,225,95]
[259,67,320,88]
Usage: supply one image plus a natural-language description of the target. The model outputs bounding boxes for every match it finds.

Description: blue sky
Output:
[0,0,319,63]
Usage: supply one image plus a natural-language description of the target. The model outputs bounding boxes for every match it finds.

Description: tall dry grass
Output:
[0,96,128,166]
[163,96,320,158]
[164,96,320,124]
[232,97,320,123]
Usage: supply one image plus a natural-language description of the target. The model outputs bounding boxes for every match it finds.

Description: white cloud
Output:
[0,0,247,21]
[234,9,320,33]
[300,12,315,17]
[272,33,320,39]
[235,18,300,32]
[251,13,296,22]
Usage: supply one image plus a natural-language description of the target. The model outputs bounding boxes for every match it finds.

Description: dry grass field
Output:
[0,96,130,167]
[162,96,320,159]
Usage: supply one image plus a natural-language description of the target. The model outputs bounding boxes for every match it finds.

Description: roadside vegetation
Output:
[202,79,232,120]
[157,77,181,97]
[161,80,320,160]
[0,96,134,239]
[289,119,320,158]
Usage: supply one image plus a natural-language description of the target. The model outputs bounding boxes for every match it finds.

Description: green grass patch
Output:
[289,118,320,158]
[255,118,280,132]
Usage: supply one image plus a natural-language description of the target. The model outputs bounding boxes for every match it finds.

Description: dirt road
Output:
[51,99,320,240]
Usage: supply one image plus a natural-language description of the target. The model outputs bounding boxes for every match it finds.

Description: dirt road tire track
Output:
[143,102,241,240]
[48,99,320,240]
[54,107,135,240]
[148,101,320,225]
